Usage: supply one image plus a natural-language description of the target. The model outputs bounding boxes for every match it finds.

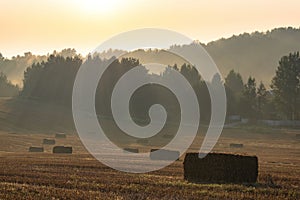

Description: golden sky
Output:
[1,0,300,57]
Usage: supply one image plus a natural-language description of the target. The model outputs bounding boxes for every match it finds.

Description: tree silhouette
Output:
[225,70,244,94]
[240,77,257,119]
[224,70,244,115]
[22,55,82,104]
[257,82,268,119]
[271,52,300,120]
[179,64,211,121]
[20,50,300,121]
[0,72,19,97]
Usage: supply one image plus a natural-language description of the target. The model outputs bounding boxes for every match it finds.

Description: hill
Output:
[1,27,300,86]
[0,97,75,133]
[120,27,300,85]
[204,27,300,85]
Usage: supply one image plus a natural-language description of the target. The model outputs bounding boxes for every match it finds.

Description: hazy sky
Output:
[1,0,300,57]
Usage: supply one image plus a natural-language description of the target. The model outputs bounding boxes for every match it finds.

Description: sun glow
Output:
[75,0,122,15]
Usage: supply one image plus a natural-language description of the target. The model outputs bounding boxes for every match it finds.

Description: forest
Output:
[16,51,300,121]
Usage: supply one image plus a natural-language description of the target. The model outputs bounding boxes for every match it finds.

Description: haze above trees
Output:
[1,27,300,86]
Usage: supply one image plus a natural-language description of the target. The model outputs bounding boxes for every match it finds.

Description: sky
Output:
[1,0,300,58]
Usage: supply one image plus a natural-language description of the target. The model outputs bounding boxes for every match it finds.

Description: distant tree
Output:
[0,52,47,86]
[180,64,201,87]
[271,52,300,120]
[225,70,244,115]
[55,48,79,58]
[0,72,19,97]
[179,64,211,121]
[225,85,236,116]
[240,76,257,119]
[173,64,178,71]
[24,52,32,57]
[256,82,268,119]
[22,55,82,104]
[211,73,222,85]
[225,70,244,94]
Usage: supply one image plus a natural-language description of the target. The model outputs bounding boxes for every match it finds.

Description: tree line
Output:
[19,51,300,121]
[226,52,300,120]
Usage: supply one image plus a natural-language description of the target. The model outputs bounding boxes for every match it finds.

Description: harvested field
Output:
[0,129,299,199]
[0,98,299,199]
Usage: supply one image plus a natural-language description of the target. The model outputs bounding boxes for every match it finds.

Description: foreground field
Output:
[0,98,299,199]
[0,128,299,200]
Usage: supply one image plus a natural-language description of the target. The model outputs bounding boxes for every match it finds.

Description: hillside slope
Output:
[0,97,75,133]
[204,27,300,85]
